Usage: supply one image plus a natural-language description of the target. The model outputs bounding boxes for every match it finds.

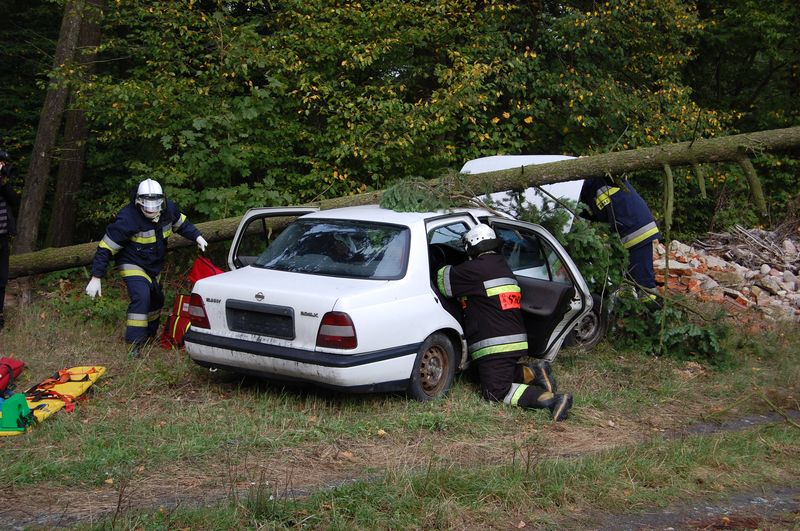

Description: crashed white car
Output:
[184,202,593,400]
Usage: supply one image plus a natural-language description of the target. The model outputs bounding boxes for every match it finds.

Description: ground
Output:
[4,406,799,529]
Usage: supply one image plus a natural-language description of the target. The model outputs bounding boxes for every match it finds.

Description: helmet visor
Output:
[137,194,164,213]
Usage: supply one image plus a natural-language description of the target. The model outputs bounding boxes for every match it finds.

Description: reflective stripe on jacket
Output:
[579,177,660,249]
[91,199,201,278]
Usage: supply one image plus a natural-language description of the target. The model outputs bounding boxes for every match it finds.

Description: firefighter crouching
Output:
[436,224,572,421]
[85,179,207,358]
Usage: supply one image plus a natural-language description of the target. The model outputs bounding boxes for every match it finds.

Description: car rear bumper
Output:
[184,329,419,391]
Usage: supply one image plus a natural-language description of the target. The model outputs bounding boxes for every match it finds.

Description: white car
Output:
[184,204,593,400]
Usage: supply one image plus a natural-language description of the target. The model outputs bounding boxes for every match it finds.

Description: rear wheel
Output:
[408,333,456,401]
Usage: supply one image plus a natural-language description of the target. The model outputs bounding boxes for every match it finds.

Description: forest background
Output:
[1,0,798,254]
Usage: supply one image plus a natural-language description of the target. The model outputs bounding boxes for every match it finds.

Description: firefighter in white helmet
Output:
[436,223,572,421]
[85,178,208,358]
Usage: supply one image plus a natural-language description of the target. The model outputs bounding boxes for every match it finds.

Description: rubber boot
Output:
[521,359,557,393]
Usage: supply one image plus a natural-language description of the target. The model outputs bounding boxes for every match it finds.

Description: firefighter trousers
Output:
[123,275,164,345]
[627,241,656,289]
[475,354,550,409]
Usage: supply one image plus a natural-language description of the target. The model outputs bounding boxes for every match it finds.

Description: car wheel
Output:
[408,332,456,401]
[566,294,608,350]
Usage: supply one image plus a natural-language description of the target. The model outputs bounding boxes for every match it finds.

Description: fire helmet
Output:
[462,223,499,257]
[135,178,164,219]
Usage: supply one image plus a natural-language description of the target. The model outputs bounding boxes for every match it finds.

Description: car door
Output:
[486,218,593,361]
[228,207,319,270]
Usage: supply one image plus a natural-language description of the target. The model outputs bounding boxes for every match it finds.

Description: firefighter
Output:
[435,224,572,421]
[579,176,661,291]
[85,178,207,358]
[0,150,19,331]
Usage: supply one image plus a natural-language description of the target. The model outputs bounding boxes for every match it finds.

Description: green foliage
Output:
[380,175,472,213]
[504,194,627,295]
[7,0,799,245]
[612,298,732,367]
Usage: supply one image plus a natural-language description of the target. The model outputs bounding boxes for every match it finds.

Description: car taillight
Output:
[188,293,211,329]
[316,312,357,349]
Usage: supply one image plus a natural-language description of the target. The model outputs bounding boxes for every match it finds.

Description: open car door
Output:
[486,218,593,361]
[228,207,319,270]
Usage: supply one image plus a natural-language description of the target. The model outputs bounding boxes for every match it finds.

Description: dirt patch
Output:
[3,410,797,529]
[583,486,800,530]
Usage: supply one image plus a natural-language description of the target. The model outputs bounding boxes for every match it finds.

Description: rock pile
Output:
[653,223,800,323]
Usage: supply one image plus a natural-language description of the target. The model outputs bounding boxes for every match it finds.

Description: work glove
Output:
[85,277,102,299]
[196,235,208,252]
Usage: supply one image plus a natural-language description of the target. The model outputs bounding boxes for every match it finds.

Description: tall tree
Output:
[46,0,104,247]
[15,0,85,254]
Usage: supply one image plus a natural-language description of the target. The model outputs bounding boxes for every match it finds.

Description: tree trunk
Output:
[9,126,800,279]
[46,0,104,248]
[14,0,85,254]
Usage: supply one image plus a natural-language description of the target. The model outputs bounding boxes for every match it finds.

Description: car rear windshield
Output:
[253,219,410,279]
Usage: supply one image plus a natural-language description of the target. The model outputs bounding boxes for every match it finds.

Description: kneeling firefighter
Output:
[85,179,207,358]
[435,224,572,421]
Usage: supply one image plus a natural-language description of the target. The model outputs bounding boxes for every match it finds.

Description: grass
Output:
[1,270,799,529]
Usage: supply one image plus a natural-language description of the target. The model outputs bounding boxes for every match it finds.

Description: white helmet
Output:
[463,223,499,257]
[135,178,164,219]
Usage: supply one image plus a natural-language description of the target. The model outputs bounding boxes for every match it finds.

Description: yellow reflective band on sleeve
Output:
[485,284,521,297]
[173,213,187,230]
[99,240,119,254]
[437,266,451,297]
[595,186,620,210]
[471,341,528,360]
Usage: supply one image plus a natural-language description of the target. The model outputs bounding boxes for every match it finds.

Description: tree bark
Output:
[9,126,800,279]
[15,0,86,254]
[46,0,104,248]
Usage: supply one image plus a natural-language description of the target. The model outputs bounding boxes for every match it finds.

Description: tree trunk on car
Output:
[8,126,800,279]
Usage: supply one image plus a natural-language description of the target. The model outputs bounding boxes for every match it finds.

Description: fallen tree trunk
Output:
[10,126,800,279]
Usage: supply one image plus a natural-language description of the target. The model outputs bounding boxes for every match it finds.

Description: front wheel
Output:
[408,333,456,401]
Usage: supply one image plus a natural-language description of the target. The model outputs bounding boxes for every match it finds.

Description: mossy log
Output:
[10,126,800,279]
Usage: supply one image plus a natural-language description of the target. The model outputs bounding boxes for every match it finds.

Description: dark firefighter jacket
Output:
[436,252,527,360]
[0,164,19,236]
[579,176,660,249]
[91,199,201,280]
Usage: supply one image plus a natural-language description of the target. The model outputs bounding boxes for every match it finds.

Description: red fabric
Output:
[161,256,223,349]
[160,294,193,349]
[188,256,224,286]
[0,357,25,392]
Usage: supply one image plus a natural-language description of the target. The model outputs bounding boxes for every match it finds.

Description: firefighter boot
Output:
[521,359,557,393]
[549,393,573,422]
[128,343,142,360]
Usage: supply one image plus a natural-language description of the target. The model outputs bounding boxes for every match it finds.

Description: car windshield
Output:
[253,219,410,279]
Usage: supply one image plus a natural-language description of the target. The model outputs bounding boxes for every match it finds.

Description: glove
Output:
[196,235,208,252]
[85,277,102,299]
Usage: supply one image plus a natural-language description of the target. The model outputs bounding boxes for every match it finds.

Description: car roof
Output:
[302,204,493,226]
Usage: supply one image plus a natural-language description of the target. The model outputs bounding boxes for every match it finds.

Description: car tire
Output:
[565,294,608,350]
[408,332,456,401]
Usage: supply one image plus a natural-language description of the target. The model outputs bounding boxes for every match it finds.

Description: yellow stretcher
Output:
[0,366,106,437]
